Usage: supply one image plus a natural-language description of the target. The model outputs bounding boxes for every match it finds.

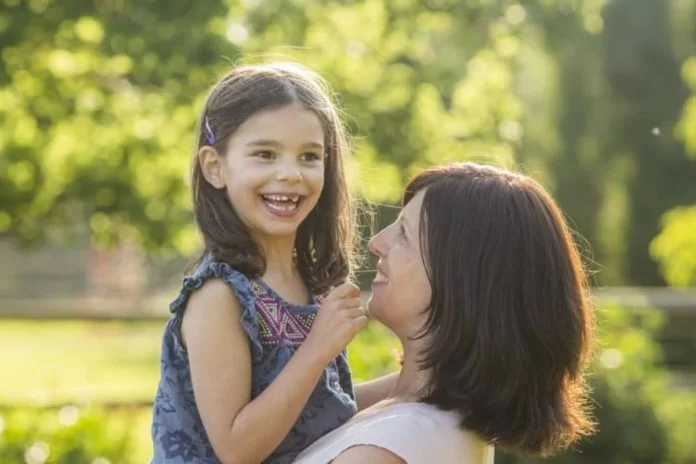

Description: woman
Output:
[294,162,595,463]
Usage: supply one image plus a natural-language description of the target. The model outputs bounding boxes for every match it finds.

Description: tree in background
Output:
[602,0,696,285]
[0,0,234,251]
[651,3,696,289]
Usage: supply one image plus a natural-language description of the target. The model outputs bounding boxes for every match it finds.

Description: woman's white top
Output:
[294,402,494,463]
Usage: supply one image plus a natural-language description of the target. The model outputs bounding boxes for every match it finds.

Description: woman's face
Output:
[368,189,432,337]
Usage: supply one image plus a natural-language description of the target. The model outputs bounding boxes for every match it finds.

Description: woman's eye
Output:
[398,223,407,241]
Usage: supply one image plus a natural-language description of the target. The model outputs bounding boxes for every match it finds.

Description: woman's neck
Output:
[389,339,431,401]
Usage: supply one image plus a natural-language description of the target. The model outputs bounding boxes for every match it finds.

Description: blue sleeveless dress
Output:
[151,257,357,463]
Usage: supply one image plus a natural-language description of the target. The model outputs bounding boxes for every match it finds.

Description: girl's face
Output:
[199,105,326,242]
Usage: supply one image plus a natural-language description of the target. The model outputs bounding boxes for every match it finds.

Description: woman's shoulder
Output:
[359,402,467,443]
[375,401,455,422]
[353,401,456,429]
[295,401,494,464]
[359,402,493,462]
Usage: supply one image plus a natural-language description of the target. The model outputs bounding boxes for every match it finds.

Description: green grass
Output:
[0,319,400,463]
[0,320,163,406]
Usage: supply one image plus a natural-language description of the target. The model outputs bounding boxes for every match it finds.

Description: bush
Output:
[0,405,138,464]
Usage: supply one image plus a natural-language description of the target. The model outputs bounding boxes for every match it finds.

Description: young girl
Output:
[150,63,394,464]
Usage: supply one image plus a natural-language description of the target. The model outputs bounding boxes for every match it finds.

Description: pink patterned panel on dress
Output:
[255,293,316,346]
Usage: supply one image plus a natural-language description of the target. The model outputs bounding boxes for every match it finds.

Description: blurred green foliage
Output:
[651,55,696,288]
[0,406,138,464]
[346,320,400,382]
[652,205,696,287]
[1,0,696,286]
[497,304,696,464]
[0,0,233,252]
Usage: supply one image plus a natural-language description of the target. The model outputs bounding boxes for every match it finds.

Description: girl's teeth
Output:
[266,201,299,212]
[264,195,300,202]
[262,195,301,213]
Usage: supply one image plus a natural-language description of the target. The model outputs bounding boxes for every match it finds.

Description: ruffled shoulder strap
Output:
[169,256,263,361]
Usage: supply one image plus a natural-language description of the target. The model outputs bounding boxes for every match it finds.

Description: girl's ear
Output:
[198,146,226,189]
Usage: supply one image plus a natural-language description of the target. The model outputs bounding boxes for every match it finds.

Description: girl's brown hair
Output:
[192,63,355,295]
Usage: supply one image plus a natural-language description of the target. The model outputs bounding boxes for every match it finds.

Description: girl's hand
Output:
[303,282,368,365]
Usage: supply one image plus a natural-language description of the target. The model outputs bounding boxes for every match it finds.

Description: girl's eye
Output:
[300,152,322,162]
[253,151,275,160]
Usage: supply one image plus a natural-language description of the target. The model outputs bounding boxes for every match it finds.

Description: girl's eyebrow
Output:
[246,139,282,148]
[246,139,324,150]
[301,141,324,150]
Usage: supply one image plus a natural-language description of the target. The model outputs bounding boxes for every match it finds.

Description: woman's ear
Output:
[198,146,226,189]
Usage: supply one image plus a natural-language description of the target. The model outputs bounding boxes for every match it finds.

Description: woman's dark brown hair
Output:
[404,162,595,456]
[192,63,355,295]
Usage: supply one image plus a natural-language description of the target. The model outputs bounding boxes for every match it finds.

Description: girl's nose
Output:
[275,169,303,183]
[275,157,303,183]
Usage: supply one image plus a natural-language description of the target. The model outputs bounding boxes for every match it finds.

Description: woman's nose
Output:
[368,229,387,257]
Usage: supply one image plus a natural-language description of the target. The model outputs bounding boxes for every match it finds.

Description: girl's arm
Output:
[354,373,399,411]
[182,279,365,464]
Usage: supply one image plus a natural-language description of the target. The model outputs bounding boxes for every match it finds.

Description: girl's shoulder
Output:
[170,254,257,314]
[165,254,265,361]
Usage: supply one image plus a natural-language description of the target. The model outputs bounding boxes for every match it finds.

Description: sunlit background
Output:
[1,0,696,463]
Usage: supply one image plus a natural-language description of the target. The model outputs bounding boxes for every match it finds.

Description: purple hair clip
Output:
[204,115,216,145]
